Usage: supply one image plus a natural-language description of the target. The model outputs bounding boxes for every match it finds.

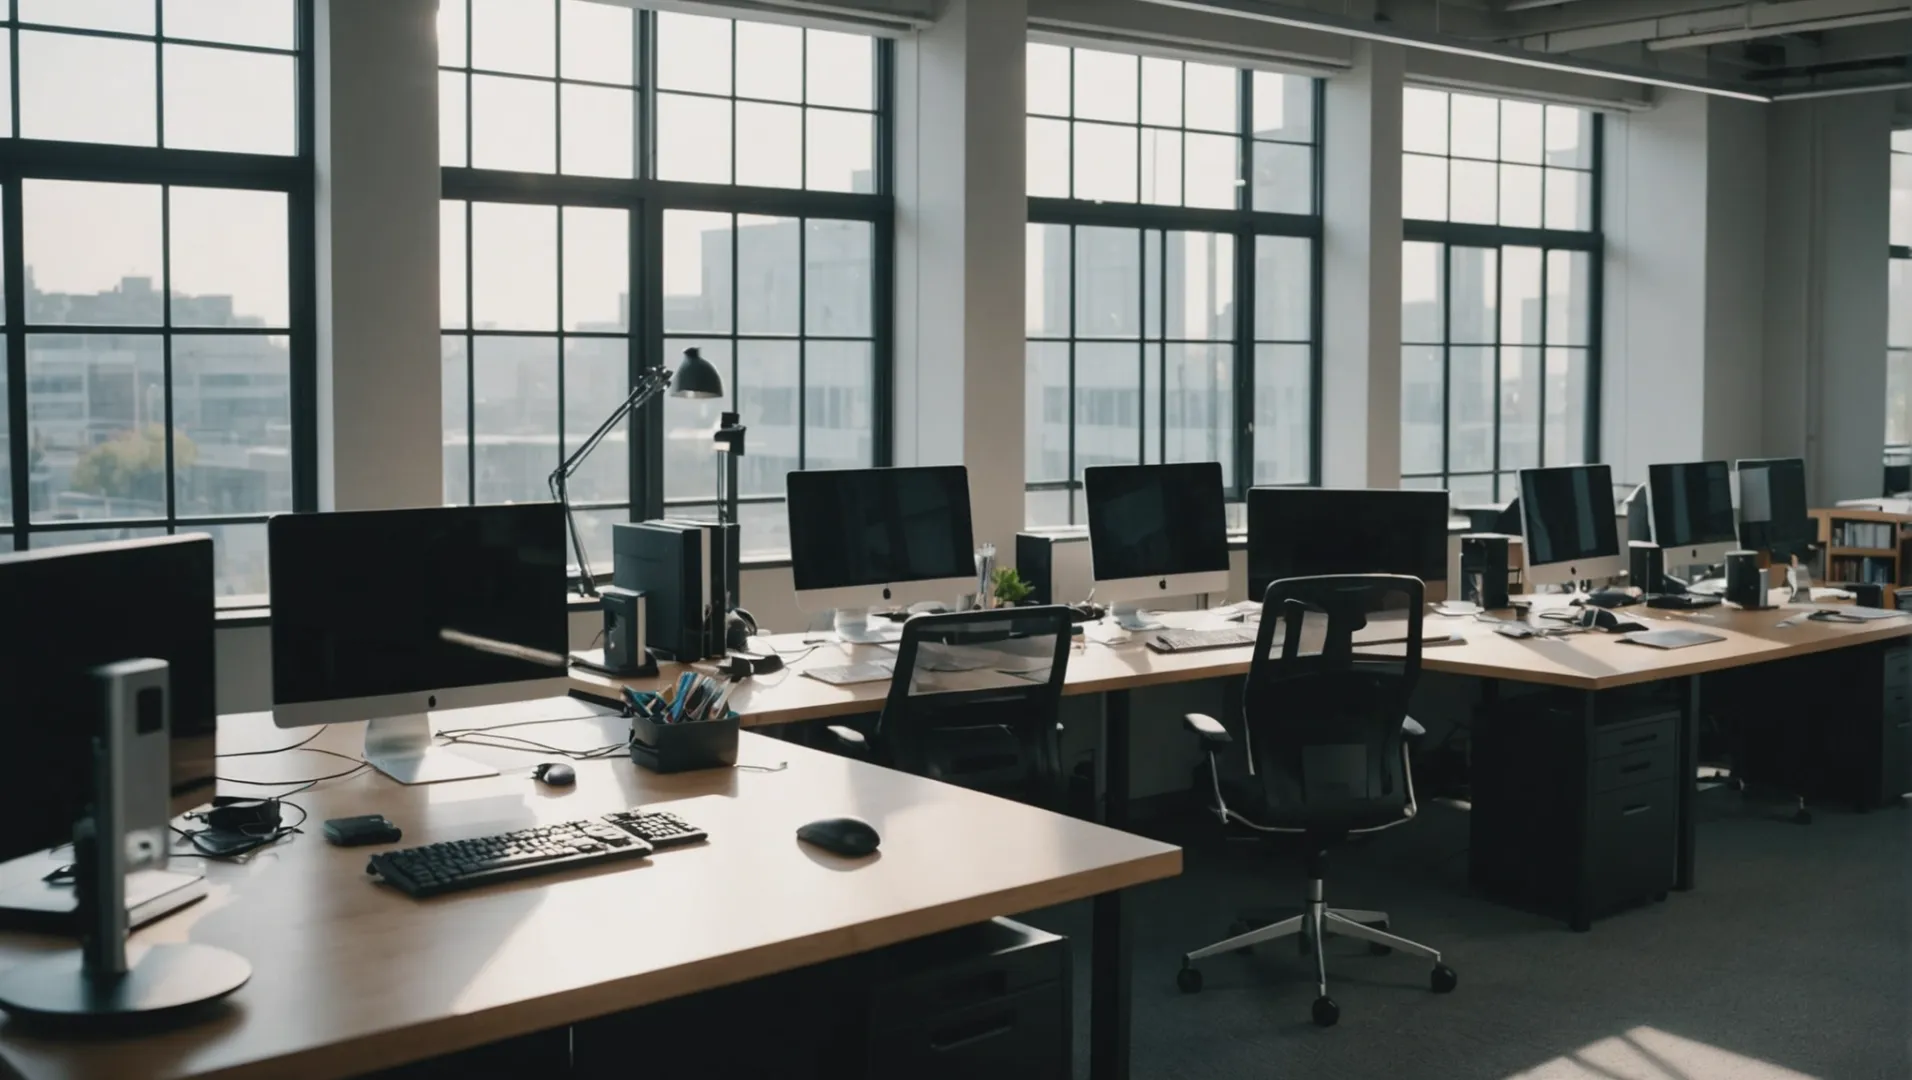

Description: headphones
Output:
[200,797,285,834]
[725,608,759,651]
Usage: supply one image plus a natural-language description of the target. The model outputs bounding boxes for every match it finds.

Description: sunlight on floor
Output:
[1505,1026,1819,1080]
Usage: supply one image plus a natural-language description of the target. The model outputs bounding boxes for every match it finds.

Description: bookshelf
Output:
[1810,507,1912,597]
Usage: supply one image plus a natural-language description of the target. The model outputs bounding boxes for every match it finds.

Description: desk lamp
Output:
[550,347,725,597]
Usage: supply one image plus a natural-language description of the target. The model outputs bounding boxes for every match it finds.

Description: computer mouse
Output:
[1585,608,1647,633]
[532,762,575,787]
[797,816,880,857]
[1585,587,1639,609]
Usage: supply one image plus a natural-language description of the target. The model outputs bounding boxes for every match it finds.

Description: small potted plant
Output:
[991,566,1033,608]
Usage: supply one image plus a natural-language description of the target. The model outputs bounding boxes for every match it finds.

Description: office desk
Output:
[0,712,1179,1080]
[574,600,1912,933]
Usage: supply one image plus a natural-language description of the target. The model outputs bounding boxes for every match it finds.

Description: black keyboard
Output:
[1647,594,1722,610]
[601,808,708,848]
[366,808,706,898]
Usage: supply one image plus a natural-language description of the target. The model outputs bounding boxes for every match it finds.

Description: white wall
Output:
[1764,94,1895,503]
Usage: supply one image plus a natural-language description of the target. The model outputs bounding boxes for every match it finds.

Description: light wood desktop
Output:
[570,596,1912,932]
[570,595,1912,716]
[0,712,1179,1080]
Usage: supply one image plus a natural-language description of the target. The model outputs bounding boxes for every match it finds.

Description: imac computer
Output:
[0,535,216,925]
[1246,487,1449,601]
[787,465,977,618]
[1083,462,1230,630]
[269,503,571,785]
[1734,457,1814,562]
[1648,461,1738,575]
[1517,464,1626,589]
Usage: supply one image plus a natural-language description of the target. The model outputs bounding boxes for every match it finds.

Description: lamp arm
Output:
[549,365,672,596]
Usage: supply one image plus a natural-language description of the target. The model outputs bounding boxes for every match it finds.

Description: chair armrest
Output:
[1402,716,1426,739]
[826,725,869,757]
[1184,713,1233,746]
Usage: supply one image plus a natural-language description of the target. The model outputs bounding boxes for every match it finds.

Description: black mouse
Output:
[533,762,575,787]
[797,816,880,857]
[1585,608,1647,633]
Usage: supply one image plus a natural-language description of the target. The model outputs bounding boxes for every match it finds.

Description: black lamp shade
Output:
[671,347,725,399]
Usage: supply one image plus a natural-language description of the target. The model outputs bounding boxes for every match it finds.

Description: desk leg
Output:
[1570,690,1596,933]
[1676,675,1699,892]
[1089,690,1132,1080]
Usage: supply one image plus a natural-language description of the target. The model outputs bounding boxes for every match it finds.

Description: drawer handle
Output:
[1619,733,1658,747]
[1620,761,1651,775]
[931,1012,1015,1053]
[1621,803,1652,817]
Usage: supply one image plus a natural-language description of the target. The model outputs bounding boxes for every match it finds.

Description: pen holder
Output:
[629,708,740,773]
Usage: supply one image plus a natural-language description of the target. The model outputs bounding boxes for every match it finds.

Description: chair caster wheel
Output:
[1312,995,1339,1027]
[1228,920,1254,954]
[1177,965,1203,994]
[1431,964,1458,993]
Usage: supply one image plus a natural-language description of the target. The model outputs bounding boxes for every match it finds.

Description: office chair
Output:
[1176,574,1456,1027]
[827,606,1074,806]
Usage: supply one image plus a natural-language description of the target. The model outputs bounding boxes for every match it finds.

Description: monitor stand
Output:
[1110,602,1163,632]
[364,712,498,786]
[833,608,903,645]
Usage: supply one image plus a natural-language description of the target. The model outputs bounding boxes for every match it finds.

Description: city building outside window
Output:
[1399,86,1601,508]
[1023,41,1320,527]
[439,0,889,564]
[0,0,312,603]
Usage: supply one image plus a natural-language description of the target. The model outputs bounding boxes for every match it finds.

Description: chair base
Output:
[1178,881,1455,1026]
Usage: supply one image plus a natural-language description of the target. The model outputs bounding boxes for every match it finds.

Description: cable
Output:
[735,761,788,773]
[216,725,329,758]
[438,731,626,760]
[769,644,821,663]
[171,799,311,861]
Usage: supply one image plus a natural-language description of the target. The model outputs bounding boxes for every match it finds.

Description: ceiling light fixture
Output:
[1136,0,1776,103]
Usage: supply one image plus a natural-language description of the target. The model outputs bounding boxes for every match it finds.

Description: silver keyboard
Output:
[1148,627,1258,653]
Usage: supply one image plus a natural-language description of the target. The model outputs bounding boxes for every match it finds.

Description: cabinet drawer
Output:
[1594,748,1672,793]
[1594,716,1676,760]
[1589,779,1677,908]
[1884,646,1911,689]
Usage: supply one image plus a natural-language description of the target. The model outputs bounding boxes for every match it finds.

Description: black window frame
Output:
[1024,45,1325,525]
[0,1,319,594]
[437,3,893,569]
[1888,134,1908,456]
[1399,87,1604,504]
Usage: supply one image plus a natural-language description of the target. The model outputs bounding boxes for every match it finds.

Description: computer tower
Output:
[1016,532,1093,606]
[1628,541,1664,595]
[612,522,706,661]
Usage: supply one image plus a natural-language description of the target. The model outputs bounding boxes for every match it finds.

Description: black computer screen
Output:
[1520,464,1620,566]
[1247,487,1449,600]
[269,504,570,704]
[1083,463,1229,581]
[1735,457,1814,559]
[1649,461,1738,549]
[786,466,976,591]
[0,535,216,860]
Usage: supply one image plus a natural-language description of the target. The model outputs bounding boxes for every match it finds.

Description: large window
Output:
[439,1,887,563]
[1399,87,1600,506]
[1023,42,1319,526]
[1887,130,1909,449]
[0,0,313,603]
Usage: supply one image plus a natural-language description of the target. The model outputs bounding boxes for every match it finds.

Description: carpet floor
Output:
[1023,790,1912,1080]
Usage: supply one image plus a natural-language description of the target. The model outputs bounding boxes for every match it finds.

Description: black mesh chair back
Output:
[872,606,1074,803]
[1239,574,1425,835]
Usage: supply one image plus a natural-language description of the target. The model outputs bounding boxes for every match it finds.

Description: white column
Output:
[1764,94,1894,503]
[1320,42,1405,488]
[892,0,1028,552]
[314,0,443,511]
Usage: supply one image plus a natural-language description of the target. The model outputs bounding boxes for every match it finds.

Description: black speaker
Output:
[601,586,649,674]
[1460,534,1510,609]
[1628,541,1664,595]
[1725,550,1770,609]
